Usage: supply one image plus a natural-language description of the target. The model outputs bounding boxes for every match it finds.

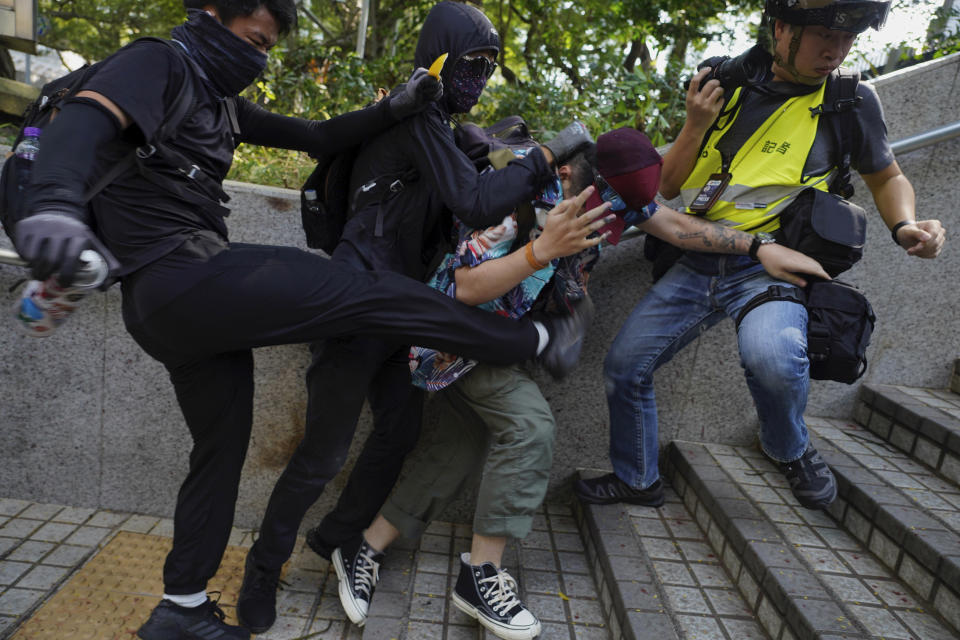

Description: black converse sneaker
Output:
[332,535,384,627]
[451,553,541,640]
[778,445,837,510]
[236,551,282,633]
[137,598,250,640]
[574,473,665,507]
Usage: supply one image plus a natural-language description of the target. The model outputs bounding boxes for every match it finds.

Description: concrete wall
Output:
[1,52,958,529]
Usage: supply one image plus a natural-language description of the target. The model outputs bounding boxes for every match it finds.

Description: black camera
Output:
[684,44,772,91]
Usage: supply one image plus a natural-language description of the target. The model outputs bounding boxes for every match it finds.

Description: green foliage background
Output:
[33,0,959,189]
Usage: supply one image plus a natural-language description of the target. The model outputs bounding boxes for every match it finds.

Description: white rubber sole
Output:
[331,547,368,627]
[451,591,542,640]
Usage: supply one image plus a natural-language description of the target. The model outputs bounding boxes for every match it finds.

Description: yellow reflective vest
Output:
[680,82,834,234]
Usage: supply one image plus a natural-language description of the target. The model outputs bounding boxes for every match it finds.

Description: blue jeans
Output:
[603,251,810,490]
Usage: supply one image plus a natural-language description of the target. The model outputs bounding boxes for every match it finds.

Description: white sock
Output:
[533,321,550,355]
[163,591,207,608]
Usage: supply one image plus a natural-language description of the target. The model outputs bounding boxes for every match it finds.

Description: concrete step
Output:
[651,439,959,640]
[806,416,960,634]
[854,382,960,481]
[573,472,773,640]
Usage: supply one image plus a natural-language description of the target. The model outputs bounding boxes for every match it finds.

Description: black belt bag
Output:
[736,279,876,384]
[775,187,866,277]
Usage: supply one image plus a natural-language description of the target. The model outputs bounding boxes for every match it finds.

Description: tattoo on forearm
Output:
[677,230,712,247]
[675,218,750,253]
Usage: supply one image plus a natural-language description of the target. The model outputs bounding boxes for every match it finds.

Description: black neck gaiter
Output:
[171,9,267,98]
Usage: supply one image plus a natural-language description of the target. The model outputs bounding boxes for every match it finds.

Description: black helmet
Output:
[765,0,890,33]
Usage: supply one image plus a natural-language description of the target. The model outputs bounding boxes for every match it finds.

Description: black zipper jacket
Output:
[337,1,555,280]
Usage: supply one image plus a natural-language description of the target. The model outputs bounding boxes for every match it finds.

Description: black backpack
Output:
[735,279,876,384]
[0,37,227,243]
[298,114,539,255]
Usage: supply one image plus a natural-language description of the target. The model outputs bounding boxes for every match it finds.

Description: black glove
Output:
[388,67,443,120]
[14,211,116,286]
[543,121,593,165]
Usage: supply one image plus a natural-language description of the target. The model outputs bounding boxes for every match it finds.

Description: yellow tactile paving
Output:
[12,531,252,639]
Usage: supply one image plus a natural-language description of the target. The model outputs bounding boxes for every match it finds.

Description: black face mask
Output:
[171,9,268,98]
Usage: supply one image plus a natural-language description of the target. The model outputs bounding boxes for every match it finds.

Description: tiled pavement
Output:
[5,373,960,639]
[0,500,609,639]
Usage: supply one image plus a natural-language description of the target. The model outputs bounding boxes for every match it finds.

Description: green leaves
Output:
[36,0,767,186]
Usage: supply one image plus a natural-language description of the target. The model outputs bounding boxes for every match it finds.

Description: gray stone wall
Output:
[0,52,957,529]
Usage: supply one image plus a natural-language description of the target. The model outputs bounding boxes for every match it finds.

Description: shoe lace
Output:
[478,568,522,616]
[206,591,227,622]
[783,449,825,483]
[353,546,381,597]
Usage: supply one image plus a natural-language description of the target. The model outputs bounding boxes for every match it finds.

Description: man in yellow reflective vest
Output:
[576,0,946,511]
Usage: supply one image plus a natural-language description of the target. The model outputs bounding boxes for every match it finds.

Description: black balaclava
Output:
[171,9,268,97]
[447,56,490,113]
[413,1,501,115]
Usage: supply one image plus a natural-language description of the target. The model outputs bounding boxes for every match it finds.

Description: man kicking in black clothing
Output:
[12,2,591,638]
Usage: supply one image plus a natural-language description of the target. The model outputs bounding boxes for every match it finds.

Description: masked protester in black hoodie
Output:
[235,1,594,634]
[12,2,590,638]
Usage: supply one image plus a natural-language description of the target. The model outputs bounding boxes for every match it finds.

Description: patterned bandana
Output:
[446,57,490,113]
[171,9,268,98]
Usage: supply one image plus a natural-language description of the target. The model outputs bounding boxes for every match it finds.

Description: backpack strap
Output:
[81,37,230,212]
[734,284,805,329]
[811,69,861,199]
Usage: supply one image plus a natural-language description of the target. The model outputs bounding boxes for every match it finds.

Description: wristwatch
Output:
[749,232,776,261]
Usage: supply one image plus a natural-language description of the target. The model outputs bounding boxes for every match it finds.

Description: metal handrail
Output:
[1,120,959,269]
[890,120,960,155]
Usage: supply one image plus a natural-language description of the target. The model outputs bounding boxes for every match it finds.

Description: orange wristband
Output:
[525,241,549,270]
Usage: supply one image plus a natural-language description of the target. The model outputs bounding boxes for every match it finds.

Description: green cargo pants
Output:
[381,362,555,540]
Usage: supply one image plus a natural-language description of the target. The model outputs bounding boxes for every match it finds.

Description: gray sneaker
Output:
[778,446,837,510]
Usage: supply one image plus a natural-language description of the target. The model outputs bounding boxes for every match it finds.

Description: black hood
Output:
[414,1,500,91]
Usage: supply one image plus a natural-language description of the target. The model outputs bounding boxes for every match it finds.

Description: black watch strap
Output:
[749,236,762,261]
[890,220,913,246]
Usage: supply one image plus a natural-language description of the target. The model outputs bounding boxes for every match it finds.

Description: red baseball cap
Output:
[585,127,663,244]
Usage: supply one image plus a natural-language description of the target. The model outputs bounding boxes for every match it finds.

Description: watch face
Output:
[757,232,776,244]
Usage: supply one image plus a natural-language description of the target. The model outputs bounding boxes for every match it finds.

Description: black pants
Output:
[251,335,422,569]
[251,242,424,569]
[120,243,538,594]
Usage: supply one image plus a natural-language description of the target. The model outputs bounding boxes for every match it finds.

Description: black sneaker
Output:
[236,551,281,633]
[306,525,335,561]
[137,598,250,640]
[574,473,665,507]
[778,445,837,510]
[332,535,384,627]
[535,295,595,380]
[452,553,541,640]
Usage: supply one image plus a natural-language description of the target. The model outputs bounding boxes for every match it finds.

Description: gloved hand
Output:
[15,211,116,286]
[543,121,593,165]
[388,67,443,120]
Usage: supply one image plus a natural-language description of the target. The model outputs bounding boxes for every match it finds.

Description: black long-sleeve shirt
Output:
[25,38,399,276]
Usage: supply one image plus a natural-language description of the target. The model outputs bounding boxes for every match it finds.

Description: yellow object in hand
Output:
[428,53,449,78]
